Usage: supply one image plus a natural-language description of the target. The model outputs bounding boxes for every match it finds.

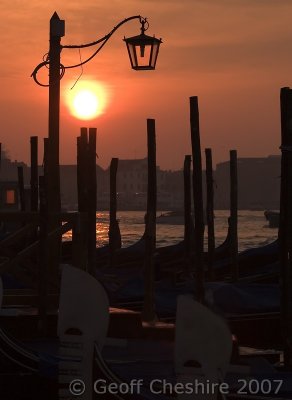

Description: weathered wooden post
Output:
[205,148,215,280]
[183,155,192,266]
[109,158,121,267]
[30,136,38,212]
[229,149,239,281]
[142,119,157,323]
[87,128,97,276]
[43,138,49,182]
[279,86,292,367]
[72,129,88,271]
[77,128,88,212]
[17,166,25,212]
[190,97,205,302]
[38,175,48,335]
[38,137,49,335]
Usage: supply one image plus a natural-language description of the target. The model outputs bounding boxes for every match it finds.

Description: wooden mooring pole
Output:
[142,119,157,323]
[73,129,89,271]
[279,87,292,367]
[183,155,192,266]
[76,127,97,273]
[205,148,215,280]
[17,166,25,212]
[38,175,48,335]
[38,138,50,332]
[190,96,205,302]
[77,128,89,212]
[229,150,239,281]
[87,128,97,276]
[109,158,121,267]
[30,136,38,212]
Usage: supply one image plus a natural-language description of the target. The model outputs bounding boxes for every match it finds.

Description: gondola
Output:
[109,275,282,349]
[1,268,291,399]
[96,220,233,272]
[62,215,232,271]
[96,224,279,281]
[213,239,279,279]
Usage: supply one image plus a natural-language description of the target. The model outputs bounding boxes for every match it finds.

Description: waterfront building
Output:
[0,150,282,211]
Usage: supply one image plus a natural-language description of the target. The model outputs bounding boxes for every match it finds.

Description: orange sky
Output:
[1,0,292,170]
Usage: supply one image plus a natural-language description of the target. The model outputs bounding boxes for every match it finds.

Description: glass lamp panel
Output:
[126,43,138,68]
[150,42,160,68]
[135,43,152,68]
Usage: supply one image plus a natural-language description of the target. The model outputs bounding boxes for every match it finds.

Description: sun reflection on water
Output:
[62,210,278,251]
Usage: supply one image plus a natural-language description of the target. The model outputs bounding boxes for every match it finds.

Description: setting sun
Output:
[66,80,109,120]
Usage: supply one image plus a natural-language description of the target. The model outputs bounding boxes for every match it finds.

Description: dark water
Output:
[63,210,277,252]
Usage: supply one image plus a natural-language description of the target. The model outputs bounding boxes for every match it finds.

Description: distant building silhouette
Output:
[97,158,173,210]
[0,150,28,211]
[214,155,280,210]
[0,149,281,211]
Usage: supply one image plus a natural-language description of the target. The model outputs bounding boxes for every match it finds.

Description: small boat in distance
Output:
[264,210,279,228]
[156,210,191,225]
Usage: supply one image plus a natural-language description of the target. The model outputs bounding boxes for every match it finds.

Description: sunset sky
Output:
[1,0,292,170]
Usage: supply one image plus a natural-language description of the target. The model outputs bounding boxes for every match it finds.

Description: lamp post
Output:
[31,12,161,281]
[47,13,64,223]
[32,12,161,210]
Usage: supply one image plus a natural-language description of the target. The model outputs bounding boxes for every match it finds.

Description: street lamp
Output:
[31,12,162,213]
[124,18,162,70]
[30,12,162,282]
[31,14,162,86]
